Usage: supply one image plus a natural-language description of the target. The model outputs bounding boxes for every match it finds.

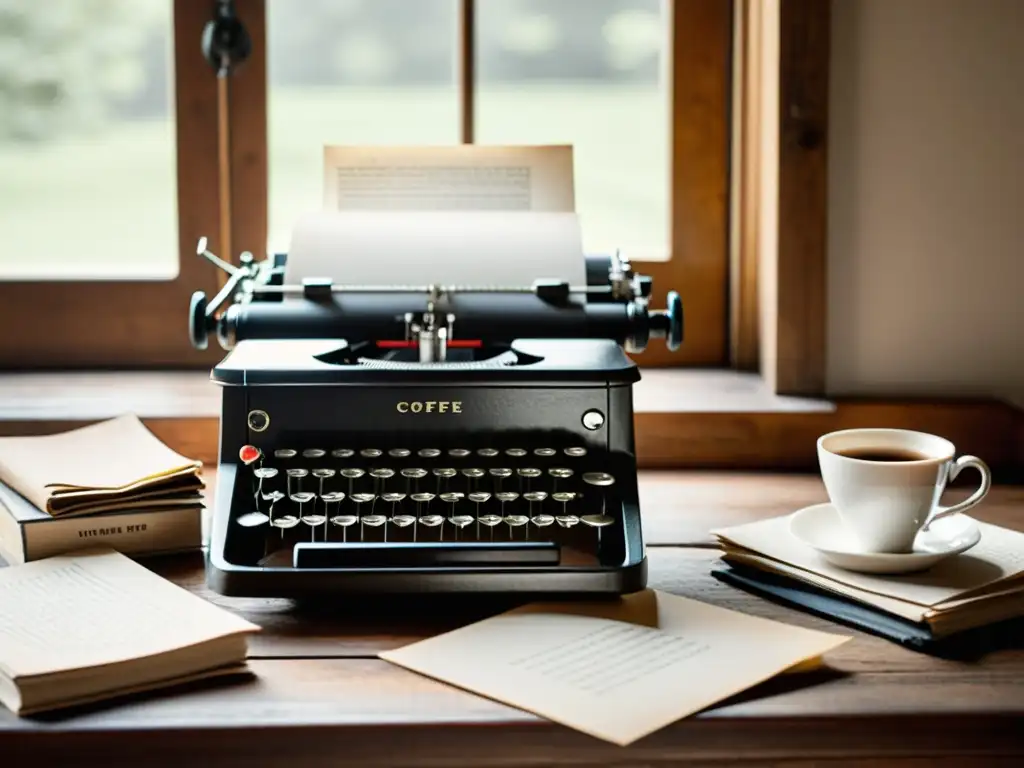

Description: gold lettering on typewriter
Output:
[396,401,463,414]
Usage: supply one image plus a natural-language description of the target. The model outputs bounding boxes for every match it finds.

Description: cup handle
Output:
[925,455,991,528]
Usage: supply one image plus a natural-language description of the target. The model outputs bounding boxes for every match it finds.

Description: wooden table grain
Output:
[3,472,1023,767]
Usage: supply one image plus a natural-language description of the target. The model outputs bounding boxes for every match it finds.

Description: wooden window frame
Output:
[731,0,830,395]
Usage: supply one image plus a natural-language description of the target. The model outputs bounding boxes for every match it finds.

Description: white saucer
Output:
[789,503,981,574]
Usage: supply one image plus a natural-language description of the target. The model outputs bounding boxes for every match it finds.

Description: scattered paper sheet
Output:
[323,144,575,212]
[714,515,1024,607]
[379,589,849,746]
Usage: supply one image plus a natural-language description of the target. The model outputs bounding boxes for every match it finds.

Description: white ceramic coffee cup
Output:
[816,428,991,553]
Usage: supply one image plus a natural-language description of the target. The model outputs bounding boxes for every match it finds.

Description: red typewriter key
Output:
[239,445,261,465]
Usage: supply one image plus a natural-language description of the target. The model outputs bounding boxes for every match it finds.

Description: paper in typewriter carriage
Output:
[291,144,587,289]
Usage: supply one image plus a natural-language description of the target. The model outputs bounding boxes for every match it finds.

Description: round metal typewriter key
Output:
[340,468,365,479]
[391,514,416,528]
[448,448,471,458]
[419,514,444,526]
[468,491,492,538]
[461,468,485,479]
[477,448,499,458]
[448,515,473,529]
[330,514,359,542]
[401,468,427,479]
[270,515,299,532]
[479,514,503,527]
[349,493,376,504]
[331,514,358,526]
[581,514,615,528]
[239,445,261,465]
[311,468,335,479]
[523,491,548,503]
[418,448,441,458]
[489,467,513,478]
[555,515,581,528]
[564,447,588,458]
[388,448,411,458]
[369,468,396,479]
[551,492,577,503]
[531,514,555,527]
[495,492,520,503]
[237,511,269,528]
[290,492,315,505]
[534,448,557,457]
[274,448,297,460]
[432,467,457,478]
[582,472,615,487]
[331,448,354,459]
[302,449,326,459]
[439,492,465,503]
[321,491,346,506]
[517,468,542,479]
[381,492,406,504]
[548,468,573,479]
[301,513,327,540]
[410,492,436,503]
[361,515,388,527]
[505,448,527,458]
[286,468,309,478]
[360,448,382,458]
[505,515,529,527]
[262,490,286,504]
[253,467,279,479]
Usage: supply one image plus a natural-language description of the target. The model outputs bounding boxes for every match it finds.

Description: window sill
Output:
[0,370,1017,475]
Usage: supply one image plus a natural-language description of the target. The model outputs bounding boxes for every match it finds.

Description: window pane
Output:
[476,0,668,258]
[267,0,458,250]
[0,1,177,280]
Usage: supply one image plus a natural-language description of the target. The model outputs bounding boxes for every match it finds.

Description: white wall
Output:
[827,0,1024,398]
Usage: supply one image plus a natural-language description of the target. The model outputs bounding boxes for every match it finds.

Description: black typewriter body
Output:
[190,244,683,598]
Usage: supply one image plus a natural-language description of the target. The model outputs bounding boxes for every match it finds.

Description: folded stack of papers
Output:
[0,415,203,518]
[711,515,1024,652]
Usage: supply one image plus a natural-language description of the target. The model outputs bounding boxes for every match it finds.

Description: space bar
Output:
[293,541,560,568]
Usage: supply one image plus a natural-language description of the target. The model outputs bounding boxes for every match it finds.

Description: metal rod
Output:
[252,284,613,296]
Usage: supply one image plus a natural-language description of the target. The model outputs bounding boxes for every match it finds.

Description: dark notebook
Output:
[711,561,1024,658]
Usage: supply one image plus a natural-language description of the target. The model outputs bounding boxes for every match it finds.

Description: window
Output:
[0,0,223,367]
[0,0,730,369]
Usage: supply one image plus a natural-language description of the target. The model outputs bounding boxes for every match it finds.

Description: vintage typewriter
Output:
[188,215,683,597]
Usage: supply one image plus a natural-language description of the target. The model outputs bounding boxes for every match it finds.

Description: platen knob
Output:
[189,291,209,350]
[649,290,684,352]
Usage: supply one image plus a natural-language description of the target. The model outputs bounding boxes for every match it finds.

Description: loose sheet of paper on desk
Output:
[379,589,850,746]
[285,145,586,288]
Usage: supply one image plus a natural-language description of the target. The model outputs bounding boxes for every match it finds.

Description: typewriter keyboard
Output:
[232,443,627,568]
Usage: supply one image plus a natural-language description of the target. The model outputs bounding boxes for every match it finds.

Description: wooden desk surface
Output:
[3,472,1023,767]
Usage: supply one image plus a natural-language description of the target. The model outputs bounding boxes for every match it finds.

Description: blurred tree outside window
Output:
[0,0,177,279]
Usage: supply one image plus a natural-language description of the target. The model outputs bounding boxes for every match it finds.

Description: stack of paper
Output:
[0,416,204,564]
[0,548,259,716]
[0,415,202,517]
[711,515,1024,649]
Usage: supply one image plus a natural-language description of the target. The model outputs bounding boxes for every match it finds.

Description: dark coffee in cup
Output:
[835,447,930,462]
